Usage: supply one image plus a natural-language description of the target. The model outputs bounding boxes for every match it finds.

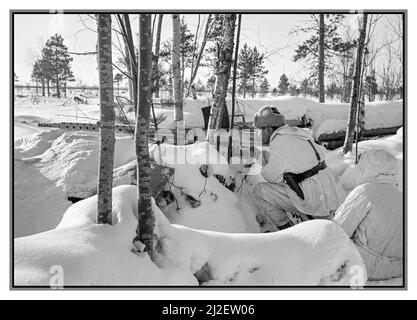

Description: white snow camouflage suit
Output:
[334,149,403,281]
[252,125,344,227]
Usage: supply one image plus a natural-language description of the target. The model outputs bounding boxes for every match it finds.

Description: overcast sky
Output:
[13,13,402,87]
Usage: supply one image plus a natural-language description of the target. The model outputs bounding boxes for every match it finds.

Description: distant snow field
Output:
[13,97,403,287]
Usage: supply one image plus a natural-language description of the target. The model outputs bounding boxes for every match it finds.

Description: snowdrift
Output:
[13,129,136,237]
[14,158,72,238]
[15,188,196,286]
[325,127,403,193]
[15,185,366,286]
[149,142,260,233]
[14,129,136,198]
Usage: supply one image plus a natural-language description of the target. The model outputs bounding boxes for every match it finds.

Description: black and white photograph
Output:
[11,9,406,290]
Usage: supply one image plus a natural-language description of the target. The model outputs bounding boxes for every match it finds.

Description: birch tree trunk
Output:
[172,14,185,145]
[187,14,212,96]
[125,42,134,102]
[207,14,236,143]
[318,14,325,103]
[134,14,154,255]
[96,14,116,225]
[153,14,163,98]
[231,14,242,129]
[123,14,138,113]
[343,14,368,154]
[172,14,183,122]
[343,63,354,103]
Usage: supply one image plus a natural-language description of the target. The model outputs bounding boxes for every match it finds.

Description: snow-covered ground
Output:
[14,157,72,238]
[15,185,366,286]
[13,97,404,287]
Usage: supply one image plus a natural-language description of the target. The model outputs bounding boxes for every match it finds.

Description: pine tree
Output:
[318,14,325,102]
[259,77,270,98]
[41,34,74,98]
[335,40,357,103]
[32,57,50,97]
[326,82,341,101]
[206,75,216,96]
[134,13,155,255]
[293,14,345,102]
[237,43,268,98]
[31,61,42,95]
[365,69,378,102]
[289,84,299,96]
[203,14,228,70]
[62,56,75,97]
[300,78,311,98]
[96,14,116,225]
[278,73,290,95]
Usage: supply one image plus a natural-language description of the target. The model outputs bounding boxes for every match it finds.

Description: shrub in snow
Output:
[15,185,366,286]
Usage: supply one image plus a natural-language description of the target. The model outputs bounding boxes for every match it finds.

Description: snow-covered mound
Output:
[14,115,53,141]
[14,129,135,198]
[312,100,402,138]
[149,142,260,233]
[15,185,366,286]
[15,186,196,286]
[161,219,366,286]
[325,127,403,193]
[14,129,136,237]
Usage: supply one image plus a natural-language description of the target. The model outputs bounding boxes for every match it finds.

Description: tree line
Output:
[31,34,75,98]
[292,14,403,103]
[27,14,402,104]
